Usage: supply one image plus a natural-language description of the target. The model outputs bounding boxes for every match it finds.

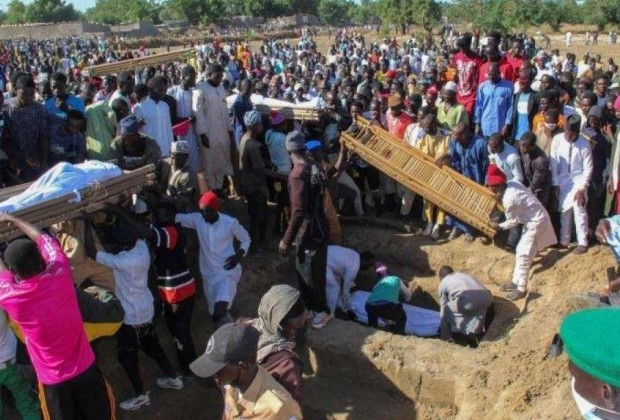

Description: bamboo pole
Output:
[86,50,194,76]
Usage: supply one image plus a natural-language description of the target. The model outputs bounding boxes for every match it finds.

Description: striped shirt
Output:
[151,224,196,304]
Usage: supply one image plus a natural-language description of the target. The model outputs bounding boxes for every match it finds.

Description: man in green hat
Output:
[560,308,620,418]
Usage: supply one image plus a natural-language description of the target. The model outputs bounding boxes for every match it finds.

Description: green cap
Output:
[560,308,620,387]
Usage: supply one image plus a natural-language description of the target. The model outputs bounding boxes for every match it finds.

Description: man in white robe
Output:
[549,114,593,254]
[325,246,374,316]
[167,66,201,174]
[193,64,234,192]
[133,76,174,158]
[175,191,250,326]
[488,164,557,301]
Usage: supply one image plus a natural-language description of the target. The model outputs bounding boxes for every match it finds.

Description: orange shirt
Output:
[532,112,566,133]
[240,51,251,71]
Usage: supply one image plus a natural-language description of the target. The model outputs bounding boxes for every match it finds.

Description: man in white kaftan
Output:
[488,164,557,301]
[193,64,234,191]
[133,76,174,158]
[176,191,250,326]
[167,66,201,174]
[549,115,593,253]
[325,246,360,316]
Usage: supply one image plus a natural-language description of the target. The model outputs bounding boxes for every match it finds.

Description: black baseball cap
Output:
[190,323,260,378]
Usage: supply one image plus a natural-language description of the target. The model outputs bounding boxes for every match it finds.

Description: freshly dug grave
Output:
[81,211,608,419]
[298,223,605,419]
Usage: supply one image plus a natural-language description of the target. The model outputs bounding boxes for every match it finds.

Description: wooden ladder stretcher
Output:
[0,165,156,243]
[341,118,499,237]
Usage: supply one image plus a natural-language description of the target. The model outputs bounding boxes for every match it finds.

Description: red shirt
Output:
[478,56,515,85]
[386,110,413,140]
[507,55,525,80]
[452,51,483,109]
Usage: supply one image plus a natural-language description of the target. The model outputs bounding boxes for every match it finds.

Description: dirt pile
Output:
[75,210,610,419]
[334,222,610,419]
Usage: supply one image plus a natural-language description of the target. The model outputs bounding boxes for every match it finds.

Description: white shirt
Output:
[109,90,130,108]
[403,123,424,148]
[326,246,360,311]
[134,97,174,158]
[498,180,557,252]
[0,309,16,363]
[550,133,593,210]
[489,143,525,183]
[96,240,153,326]
[175,212,251,279]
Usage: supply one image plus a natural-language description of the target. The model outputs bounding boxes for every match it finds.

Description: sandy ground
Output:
[63,194,610,420]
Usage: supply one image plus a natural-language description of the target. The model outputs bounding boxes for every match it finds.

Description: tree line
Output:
[0,0,618,32]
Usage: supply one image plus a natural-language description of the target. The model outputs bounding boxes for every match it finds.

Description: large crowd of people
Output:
[0,26,617,418]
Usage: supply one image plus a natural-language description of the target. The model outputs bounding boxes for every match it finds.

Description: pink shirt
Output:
[0,235,94,385]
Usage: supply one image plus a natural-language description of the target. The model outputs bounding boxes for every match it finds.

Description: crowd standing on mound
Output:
[0,26,616,418]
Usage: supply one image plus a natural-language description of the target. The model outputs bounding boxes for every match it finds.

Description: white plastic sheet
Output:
[0,161,122,213]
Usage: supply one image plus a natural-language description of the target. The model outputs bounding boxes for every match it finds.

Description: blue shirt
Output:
[231,94,254,131]
[450,135,489,185]
[48,123,86,166]
[515,92,531,140]
[265,129,291,174]
[474,79,514,137]
[45,94,85,122]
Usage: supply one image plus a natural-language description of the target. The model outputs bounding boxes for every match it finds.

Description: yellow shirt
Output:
[223,366,303,420]
[418,133,449,158]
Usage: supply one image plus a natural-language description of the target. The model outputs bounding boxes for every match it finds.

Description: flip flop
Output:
[499,283,517,292]
[506,289,527,301]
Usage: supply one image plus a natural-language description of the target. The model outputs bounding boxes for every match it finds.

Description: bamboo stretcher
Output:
[0,165,155,243]
[341,118,499,237]
[85,49,195,76]
[253,103,321,121]
[226,94,322,122]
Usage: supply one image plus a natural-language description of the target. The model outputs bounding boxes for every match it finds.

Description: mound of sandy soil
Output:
[336,221,609,419]
[56,200,609,420]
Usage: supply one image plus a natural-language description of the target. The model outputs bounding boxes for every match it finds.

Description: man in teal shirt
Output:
[365,262,412,334]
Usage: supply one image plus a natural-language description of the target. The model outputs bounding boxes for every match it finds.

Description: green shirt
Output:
[85,101,117,162]
[367,276,407,305]
[437,102,469,132]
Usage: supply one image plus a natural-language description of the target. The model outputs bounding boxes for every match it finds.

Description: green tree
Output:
[85,0,159,24]
[581,0,620,29]
[378,0,440,34]
[159,0,207,24]
[24,0,81,22]
[4,0,27,24]
[318,0,352,26]
[348,0,379,25]
[410,0,441,33]
[198,0,227,24]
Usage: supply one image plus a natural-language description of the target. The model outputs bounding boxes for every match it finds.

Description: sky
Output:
[22,0,97,12]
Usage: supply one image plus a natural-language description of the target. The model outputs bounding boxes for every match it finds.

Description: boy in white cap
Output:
[159,140,198,212]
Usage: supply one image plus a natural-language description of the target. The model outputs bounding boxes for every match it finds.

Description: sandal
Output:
[499,283,517,292]
[506,289,527,301]
[574,245,588,255]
